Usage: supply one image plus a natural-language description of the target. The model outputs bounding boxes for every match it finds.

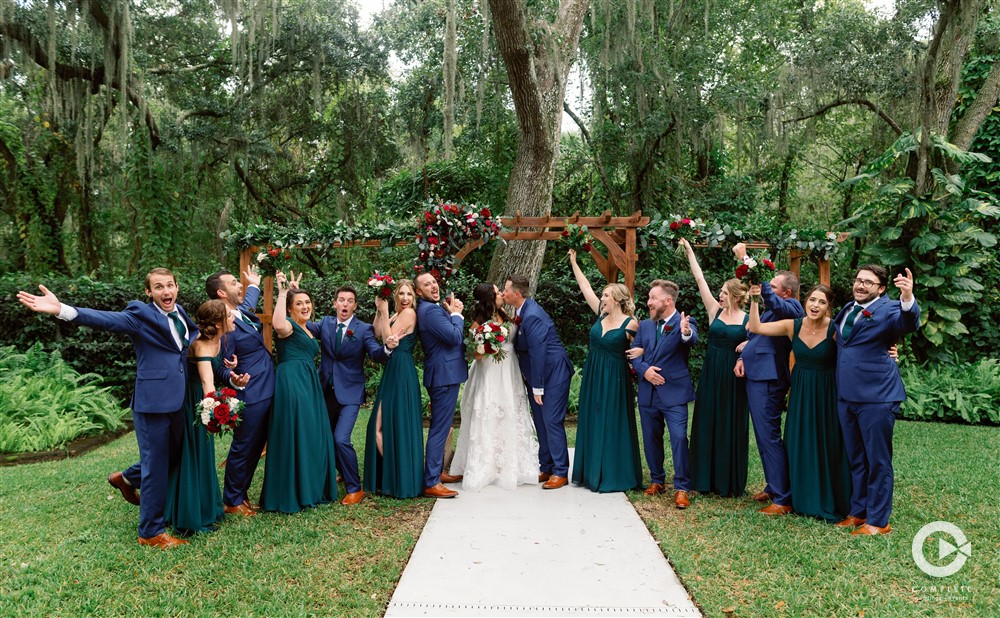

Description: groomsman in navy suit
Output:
[834,265,919,536]
[503,275,574,489]
[307,286,392,505]
[207,268,275,516]
[18,269,201,548]
[629,280,698,509]
[732,243,804,515]
[414,272,468,498]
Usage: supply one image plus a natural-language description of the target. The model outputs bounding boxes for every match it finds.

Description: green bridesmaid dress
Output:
[689,310,750,497]
[164,355,224,534]
[260,321,338,513]
[786,319,852,521]
[571,316,643,493]
[363,332,424,498]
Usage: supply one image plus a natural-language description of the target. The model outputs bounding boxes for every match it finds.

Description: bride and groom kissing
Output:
[416,272,573,496]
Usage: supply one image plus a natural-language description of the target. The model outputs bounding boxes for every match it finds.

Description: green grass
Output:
[0,408,431,617]
[2,407,996,617]
[630,418,1000,617]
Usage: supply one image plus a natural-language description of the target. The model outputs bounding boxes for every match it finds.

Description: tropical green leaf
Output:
[910,234,940,253]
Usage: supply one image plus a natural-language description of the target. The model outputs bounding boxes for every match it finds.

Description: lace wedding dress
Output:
[450,323,539,491]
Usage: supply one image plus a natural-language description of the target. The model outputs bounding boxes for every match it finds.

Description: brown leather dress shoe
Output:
[674,490,690,509]
[759,503,792,515]
[542,475,568,490]
[851,523,892,536]
[423,483,458,498]
[108,472,140,506]
[341,491,364,505]
[224,502,257,517]
[644,483,666,496]
[752,490,774,502]
[440,473,464,484]
[138,532,189,549]
[538,472,552,483]
[834,515,866,528]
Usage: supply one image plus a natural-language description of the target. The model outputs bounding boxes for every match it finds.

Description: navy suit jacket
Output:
[219,286,275,404]
[513,298,573,391]
[741,281,804,383]
[307,316,388,405]
[630,313,698,408]
[416,299,469,388]
[72,301,196,414]
[835,295,920,403]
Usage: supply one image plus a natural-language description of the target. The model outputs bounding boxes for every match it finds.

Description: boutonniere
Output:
[514,316,522,325]
[861,310,873,322]
[345,329,356,340]
[663,324,673,333]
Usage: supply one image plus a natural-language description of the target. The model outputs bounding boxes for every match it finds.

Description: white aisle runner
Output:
[385,451,701,617]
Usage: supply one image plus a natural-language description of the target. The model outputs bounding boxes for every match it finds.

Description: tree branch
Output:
[951,59,1000,151]
[786,99,902,135]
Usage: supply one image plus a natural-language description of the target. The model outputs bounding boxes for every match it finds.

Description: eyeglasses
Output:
[853,278,880,289]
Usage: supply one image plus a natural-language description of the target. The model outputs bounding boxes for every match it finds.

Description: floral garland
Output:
[413,199,503,287]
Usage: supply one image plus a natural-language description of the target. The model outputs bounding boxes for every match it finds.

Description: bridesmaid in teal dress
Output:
[748,285,851,521]
[568,250,643,492]
[260,272,338,513]
[165,300,230,534]
[680,238,751,497]
[364,279,424,498]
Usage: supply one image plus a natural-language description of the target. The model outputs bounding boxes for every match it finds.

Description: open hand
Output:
[223,354,239,369]
[231,372,250,388]
[243,266,261,288]
[644,366,665,386]
[17,285,62,315]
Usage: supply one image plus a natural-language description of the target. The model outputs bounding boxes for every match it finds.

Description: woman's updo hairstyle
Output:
[722,278,749,307]
[195,299,229,341]
[604,283,636,317]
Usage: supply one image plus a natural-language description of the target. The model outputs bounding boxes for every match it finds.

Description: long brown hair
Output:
[195,299,228,341]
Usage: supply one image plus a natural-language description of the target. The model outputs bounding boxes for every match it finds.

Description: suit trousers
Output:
[529,377,571,478]
[223,397,272,507]
[838,400,897,527]
[424,384,460,488]
[324,385,362,494]
[129,409,185,539]
[746,378,791,505]
[638,403,690,490]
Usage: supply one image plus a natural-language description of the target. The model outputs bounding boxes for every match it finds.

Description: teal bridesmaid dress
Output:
[164,355,224,534]
[260,321,338,513]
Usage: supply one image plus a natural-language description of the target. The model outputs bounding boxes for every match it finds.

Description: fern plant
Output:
[900,358,1000,425]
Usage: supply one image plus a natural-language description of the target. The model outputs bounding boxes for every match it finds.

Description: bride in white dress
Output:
[449,283,539,491]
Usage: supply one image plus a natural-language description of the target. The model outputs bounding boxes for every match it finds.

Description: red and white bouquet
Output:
[255,246,294,274]
[666,214,703,243]
[469,321,509,363]
[198,388,244,435]
[367,271,395,298]
[735,251,776,304]
[561,223,593,253]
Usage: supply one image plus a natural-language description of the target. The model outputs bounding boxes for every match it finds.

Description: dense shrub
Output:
[899,359,1000,425]
[0,344,129,453]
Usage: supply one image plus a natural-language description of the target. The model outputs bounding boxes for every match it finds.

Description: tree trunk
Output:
[443,0,457,160]
[485,0,590,291]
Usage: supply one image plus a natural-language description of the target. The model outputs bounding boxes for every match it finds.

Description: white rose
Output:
[476,344,486,355]
[201,409,211,426]
[256,252,266,263]
[746,257,758,269]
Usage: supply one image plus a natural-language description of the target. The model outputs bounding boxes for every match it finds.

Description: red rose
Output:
[424,212,434,223]
[429,236,439,245]
[496,335,505,343]
[345,329,354,338]
[220,388,237,398]
[762,259,775,270]
[283,251,291,259]
[582,242,592,251]
[862,309,873,320]
[480,208,491,218]
[268,248,280,257]
[735,264,750,279]
[430,269,441,280]
[514,316,522,325]
[664,325,673,333]
[681,218,691,225]
[561,230,570,237]
[379,287,392,298]
[490,323,500,332]
[207,420,221,434]
[670,221,680,230]
[213,404,230,423]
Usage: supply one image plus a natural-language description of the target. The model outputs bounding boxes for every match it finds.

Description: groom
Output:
[503,275,574,489]
[414,272,468,498]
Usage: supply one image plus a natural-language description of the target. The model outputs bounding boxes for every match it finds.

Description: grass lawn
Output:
[2,408,996,617]
[0,408,432,617]
[632,418,999,617]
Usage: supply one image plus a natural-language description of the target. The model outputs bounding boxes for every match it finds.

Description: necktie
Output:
[334,323,345,354]
[842,305,864,340]
[167,311,187,349]
[655,319,666,342]
[239,311,258,331]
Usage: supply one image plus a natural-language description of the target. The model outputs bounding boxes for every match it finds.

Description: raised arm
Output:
[272,272,293,339]
[747,297,794,339]
[373,296,392,340]
[680,238,721,317]
[568,249,600,315]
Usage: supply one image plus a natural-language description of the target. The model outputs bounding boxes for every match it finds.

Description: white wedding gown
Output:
[450,324,539,491]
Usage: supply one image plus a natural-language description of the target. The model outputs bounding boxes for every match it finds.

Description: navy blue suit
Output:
[416,298,469,488]
[218,285,275,507]
[72,301,196,539]
[307,316,388,494]
[835,295,920,527]
[630,313,698,489]
[513,298,574,478]
[740,281,803,505]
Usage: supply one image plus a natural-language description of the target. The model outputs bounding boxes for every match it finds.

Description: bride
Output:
[449,283,539,491]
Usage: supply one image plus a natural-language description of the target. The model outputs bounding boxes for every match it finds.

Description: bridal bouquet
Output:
[735,251,776,304]
[561,223,593,253]
[666,214,703,244]
[255,246,294,275]
[367,271,395,298]
[469,321,509,363]
[198,388,244,435]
